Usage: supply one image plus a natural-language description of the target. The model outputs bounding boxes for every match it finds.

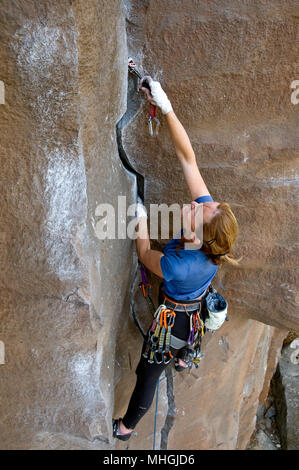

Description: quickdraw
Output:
[139,263,156,316]
[147,103,160,137]
[143,303,175,365]
[187,309,205,347]
[128,58,160,137]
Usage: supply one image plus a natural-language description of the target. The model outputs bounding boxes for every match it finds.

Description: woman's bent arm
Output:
[135,220,164,279]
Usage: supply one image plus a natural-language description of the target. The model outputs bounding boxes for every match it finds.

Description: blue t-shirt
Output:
[160,195,218,300]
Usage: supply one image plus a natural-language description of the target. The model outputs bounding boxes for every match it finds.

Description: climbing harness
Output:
[128,58,160,137]
[137,264,208,369]
[162,290,207,370]
[137,264,229,368]
[131,263,229,449]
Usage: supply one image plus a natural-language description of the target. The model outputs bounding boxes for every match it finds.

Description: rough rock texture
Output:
[115,0,298,450]
[247,383,281,450]
[248,429,277,451]
[0,0,298,451]
[0,0,135,450]
[114,291,287,450]
[123,0,299,331]
[272,340,299,450]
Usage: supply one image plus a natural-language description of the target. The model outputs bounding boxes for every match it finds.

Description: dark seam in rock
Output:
[116,72,145,201]
[116,56,177,449]
[115,66,149,338]
[160,367,176,450]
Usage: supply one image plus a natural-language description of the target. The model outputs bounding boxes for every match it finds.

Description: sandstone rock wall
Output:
[123,0,299,331]
[272,340,299,450]
[115,0,298,450]
[0,0,298,450]
[0,0,135,449]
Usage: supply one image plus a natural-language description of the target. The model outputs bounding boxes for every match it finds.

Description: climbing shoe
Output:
[174,357,189,372]
[112,418,136,441]
[174,346,204,371]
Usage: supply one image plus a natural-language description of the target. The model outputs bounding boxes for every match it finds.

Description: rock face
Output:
[114,298,287,450]
[0,0,135,449]
[123,0,299,331]
[116,0,298,450]
[272,340,299,450]
[248,429,277,451]
[0,0,298,450]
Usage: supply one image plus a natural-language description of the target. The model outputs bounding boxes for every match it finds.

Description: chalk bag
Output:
[205,292,228,331]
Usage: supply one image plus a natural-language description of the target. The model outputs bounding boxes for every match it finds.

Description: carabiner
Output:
[150,334,160,346]
[167,312,176,328]
[148,103,160,137]
[148,116,160,137]
[154,350,164,364]
[163,350,173,364]
[142,343,150,359]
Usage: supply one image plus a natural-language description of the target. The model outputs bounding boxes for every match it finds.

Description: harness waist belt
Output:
[162,289,208,312]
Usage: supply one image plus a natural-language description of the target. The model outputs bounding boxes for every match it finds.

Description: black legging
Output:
[122,285,200,430]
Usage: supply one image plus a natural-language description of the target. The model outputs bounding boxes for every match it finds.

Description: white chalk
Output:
[0,81,4,104]
[0,341,5,365]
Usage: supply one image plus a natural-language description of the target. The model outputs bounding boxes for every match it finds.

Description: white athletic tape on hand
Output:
[148,78,173,115]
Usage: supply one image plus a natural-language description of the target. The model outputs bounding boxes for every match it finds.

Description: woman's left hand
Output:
[135,197,147,219]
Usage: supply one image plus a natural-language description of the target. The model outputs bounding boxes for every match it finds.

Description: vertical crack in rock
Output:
[115,69,148,338]
[160,367,176,450]
[116,72,145,201]
[116,43,178,449]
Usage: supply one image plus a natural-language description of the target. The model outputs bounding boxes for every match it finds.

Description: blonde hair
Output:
[202,202,240,266]
[176,202,241,266]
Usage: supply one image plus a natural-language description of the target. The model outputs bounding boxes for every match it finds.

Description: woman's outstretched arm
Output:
[140,76,210,201]
[165,110,210,200]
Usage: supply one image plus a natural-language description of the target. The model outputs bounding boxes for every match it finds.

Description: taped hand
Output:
[139,76,173,115]
[135,197,148,219]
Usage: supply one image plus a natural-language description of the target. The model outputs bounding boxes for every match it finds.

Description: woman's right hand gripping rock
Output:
[139,76,173,115]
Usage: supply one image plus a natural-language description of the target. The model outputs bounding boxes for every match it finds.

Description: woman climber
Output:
[113,76,240,441]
